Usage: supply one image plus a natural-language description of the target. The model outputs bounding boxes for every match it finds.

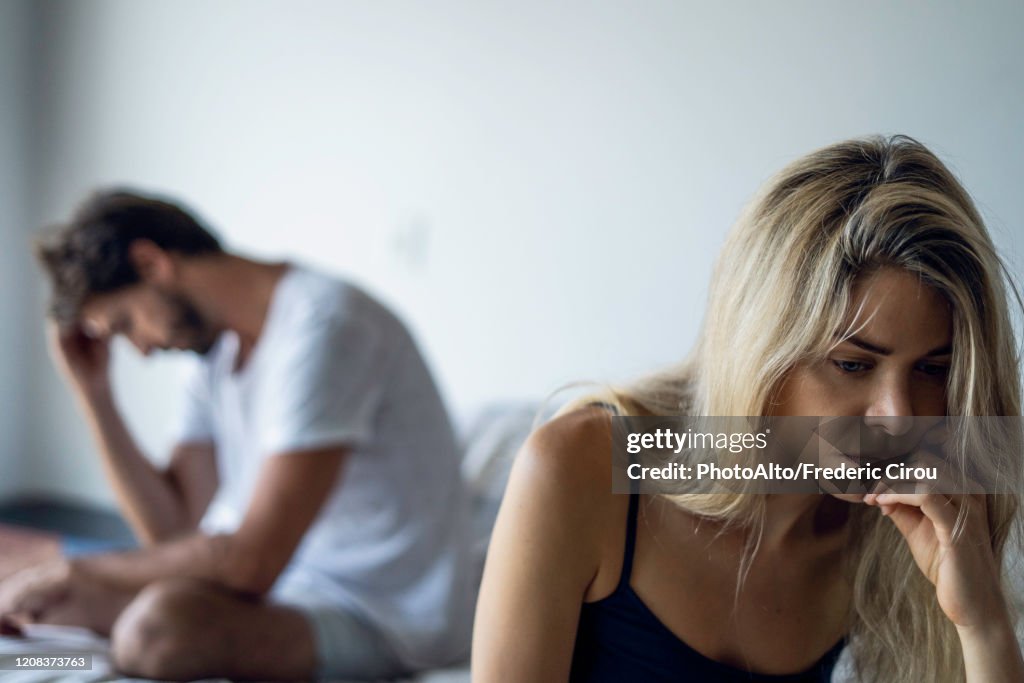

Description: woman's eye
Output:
[832,359,869,374]
[917,363,950,377]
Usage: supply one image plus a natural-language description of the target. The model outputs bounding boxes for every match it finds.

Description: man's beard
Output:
[161,291,220,356]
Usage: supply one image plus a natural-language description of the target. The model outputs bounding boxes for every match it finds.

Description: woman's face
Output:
[770,267,953,501]
[773,266,952,419]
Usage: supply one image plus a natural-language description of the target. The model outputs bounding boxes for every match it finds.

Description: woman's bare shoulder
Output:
[517,404,617,489]
[473,405,627,679]
[508,405,632,569]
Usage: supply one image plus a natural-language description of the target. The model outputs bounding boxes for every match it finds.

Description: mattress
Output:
[0,624,471,683]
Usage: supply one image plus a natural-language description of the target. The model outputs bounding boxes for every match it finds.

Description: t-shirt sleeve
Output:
[257,311,392,456]
[175,359,216,445]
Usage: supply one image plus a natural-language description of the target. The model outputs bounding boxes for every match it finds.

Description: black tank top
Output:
[568,492,846,681]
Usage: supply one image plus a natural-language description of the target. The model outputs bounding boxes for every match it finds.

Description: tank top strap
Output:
[583,400,639,590]
[618,492,640,590]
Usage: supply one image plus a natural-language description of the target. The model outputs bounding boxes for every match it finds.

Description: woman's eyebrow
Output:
[845,335,890,355]
[842,335,952,357]
[924,343,953,357]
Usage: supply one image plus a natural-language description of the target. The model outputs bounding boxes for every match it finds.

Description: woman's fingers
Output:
[873,491,977,544]
[864,444,983,498]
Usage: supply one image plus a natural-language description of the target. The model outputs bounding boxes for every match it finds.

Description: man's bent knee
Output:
[110,578,221,680]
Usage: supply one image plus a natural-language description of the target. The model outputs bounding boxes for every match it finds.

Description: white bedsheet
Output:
[0,625,471,683]
[0,624,171,682]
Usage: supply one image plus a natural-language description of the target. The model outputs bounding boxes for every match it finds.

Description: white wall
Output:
[21,0,1024,508]
[0,1,33,500]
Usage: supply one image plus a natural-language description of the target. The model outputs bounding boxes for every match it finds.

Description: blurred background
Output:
[0,0,1021,523]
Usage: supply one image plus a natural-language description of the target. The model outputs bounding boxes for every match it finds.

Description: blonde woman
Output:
[472,135,1024,682]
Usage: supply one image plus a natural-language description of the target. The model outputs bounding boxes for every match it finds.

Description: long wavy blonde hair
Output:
[562,134,1023,682]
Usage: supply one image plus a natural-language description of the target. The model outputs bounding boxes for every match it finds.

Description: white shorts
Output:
[273,582,409,681]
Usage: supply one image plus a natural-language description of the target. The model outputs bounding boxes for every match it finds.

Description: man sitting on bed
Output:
[0,190,474,681]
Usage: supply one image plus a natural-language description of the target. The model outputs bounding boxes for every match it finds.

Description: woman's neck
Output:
[760,494,852,554]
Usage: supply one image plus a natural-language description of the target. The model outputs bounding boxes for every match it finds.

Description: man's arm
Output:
[49,323,208,544]
[81,389,219,544]
[72,444,348,596]
[166,441,219,530]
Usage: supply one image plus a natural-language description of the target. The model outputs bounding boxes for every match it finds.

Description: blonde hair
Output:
[561,135,1023,682]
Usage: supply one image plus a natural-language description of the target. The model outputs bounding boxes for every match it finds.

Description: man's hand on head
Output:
[47,320,112,398]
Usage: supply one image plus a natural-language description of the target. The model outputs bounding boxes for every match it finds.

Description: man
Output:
[0,190,474,680]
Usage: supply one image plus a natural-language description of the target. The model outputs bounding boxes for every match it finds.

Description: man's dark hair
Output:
[36,189,223,325]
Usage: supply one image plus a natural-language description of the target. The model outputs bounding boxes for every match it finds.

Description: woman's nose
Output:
[863,374,914,435]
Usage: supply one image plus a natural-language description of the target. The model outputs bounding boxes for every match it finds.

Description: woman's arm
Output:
[472,409,616,683]
[957,614,1024,683]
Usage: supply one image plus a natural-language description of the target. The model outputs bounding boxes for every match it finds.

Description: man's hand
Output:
[0,558,73,627]
[47,321,111,397]
[0,558,130,636]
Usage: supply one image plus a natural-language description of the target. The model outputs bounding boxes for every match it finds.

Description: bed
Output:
[1,402,1021,682]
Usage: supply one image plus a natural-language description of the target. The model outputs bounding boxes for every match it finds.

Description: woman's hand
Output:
[863,489,1006,630]
[865,486,1024,681]
[863,423,1024,682]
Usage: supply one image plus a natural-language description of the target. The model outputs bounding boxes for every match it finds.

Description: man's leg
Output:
[110,577,317,681]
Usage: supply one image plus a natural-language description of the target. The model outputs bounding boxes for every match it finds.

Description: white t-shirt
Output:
[175,264,474,669]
